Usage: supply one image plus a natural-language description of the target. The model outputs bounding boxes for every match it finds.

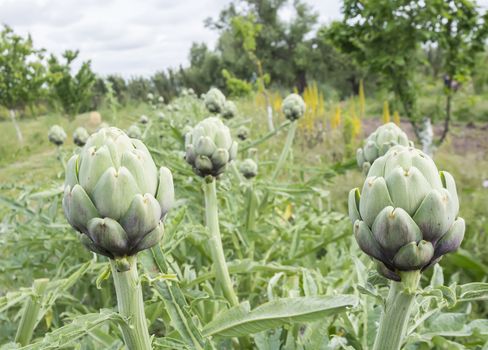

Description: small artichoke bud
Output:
[239,159,258,179]
[139,115,149,124]
[158,96,164,103]
[73,127,90,147]
[221,101,238,119]
[62,127,174,259]
[147,93,154,101]
[185,117,238,177]
[348,145,464,281]
[282,93,306,121]
[204,88,226,114]
[237,126,249,141]
[127,124,142,139]
[158,112,165,121]
[48,125,67,146]
[356,123,410,172]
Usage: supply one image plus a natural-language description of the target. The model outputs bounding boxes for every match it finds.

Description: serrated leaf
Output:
[202,295,358,337]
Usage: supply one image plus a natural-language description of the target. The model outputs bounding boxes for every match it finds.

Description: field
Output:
[1,91,488,350]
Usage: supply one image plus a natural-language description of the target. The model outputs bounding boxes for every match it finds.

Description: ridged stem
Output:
[203,177,239,307]
[110,256,152,350]
[373,270,420,350]
[15,278,49,346]
[272,120,297,180]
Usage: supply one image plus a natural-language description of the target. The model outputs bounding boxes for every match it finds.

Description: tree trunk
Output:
[439,93,452,144]
[9,109,24,145]
[296,70,307,94]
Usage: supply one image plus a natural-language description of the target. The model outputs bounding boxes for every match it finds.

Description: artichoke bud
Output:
[281,93,306,121]
[48,125,67,146]
[221,101,238,119]
[139,115,149,124]
[348,145,465,281]
[127,124,142,139]
[73,127,90,147]
[204,88,226,113]
[185,117,237,178]
[239,159,258,179]
[356,123,410,172]
[62,127,174,259]
[237,126,249,141]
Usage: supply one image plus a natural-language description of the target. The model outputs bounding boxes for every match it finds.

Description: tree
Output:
[48,50,96,118]
[428,0,488,142]
[0,25,48,144]
[328,0,428,135]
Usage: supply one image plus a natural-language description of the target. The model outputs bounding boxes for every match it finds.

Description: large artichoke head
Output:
[185,117,238,178]
[282,93,306,121]
[204,88,226,114]
[63,127,174,259]
[348,145,465,281]
[357,123,410,173]
[73,127,90,147]
[48,125,67,146]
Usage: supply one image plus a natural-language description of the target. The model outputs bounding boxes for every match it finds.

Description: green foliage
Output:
[222,69,252,97]
[48,50,96,118]
[0,25,48,112]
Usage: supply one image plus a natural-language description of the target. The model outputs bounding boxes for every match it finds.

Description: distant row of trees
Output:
[1,0,488,142]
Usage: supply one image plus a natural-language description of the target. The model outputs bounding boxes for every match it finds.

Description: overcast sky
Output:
[1,0,487,78]
[0,0,342,77]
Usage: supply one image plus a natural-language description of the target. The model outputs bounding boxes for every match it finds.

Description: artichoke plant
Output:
[185,117,238,178]
[348,145,464,281]
[63,127,174,259]
[48,125,67,146]
[127,124,142,139]
[221,101,237,119]
[73,127,89,147]
[239,159,258,179]
[204,88,226,114]
[356,122,410,172]
[282,93,306,121]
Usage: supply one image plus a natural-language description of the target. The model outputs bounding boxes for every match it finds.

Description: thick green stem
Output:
[203,178,239,307]
[15,278,49,346]
[110,256,152,350]
[373,270,420,350]
[272,121,298,180]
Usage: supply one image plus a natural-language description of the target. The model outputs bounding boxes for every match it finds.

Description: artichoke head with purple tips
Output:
[185,117,238,178]
[63,127,174,259]
[348,145,464,281]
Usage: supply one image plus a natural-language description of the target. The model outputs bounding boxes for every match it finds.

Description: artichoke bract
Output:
[282,93,306,121]
[221,101,237,119]
[73,127,90,147]
[349,145,464,281]
[356,122,410,173]
[48,125,67,146]
[63,127,174,259]
[204,88,226,114]
[185,117,238,178]
[239,159,258,179]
